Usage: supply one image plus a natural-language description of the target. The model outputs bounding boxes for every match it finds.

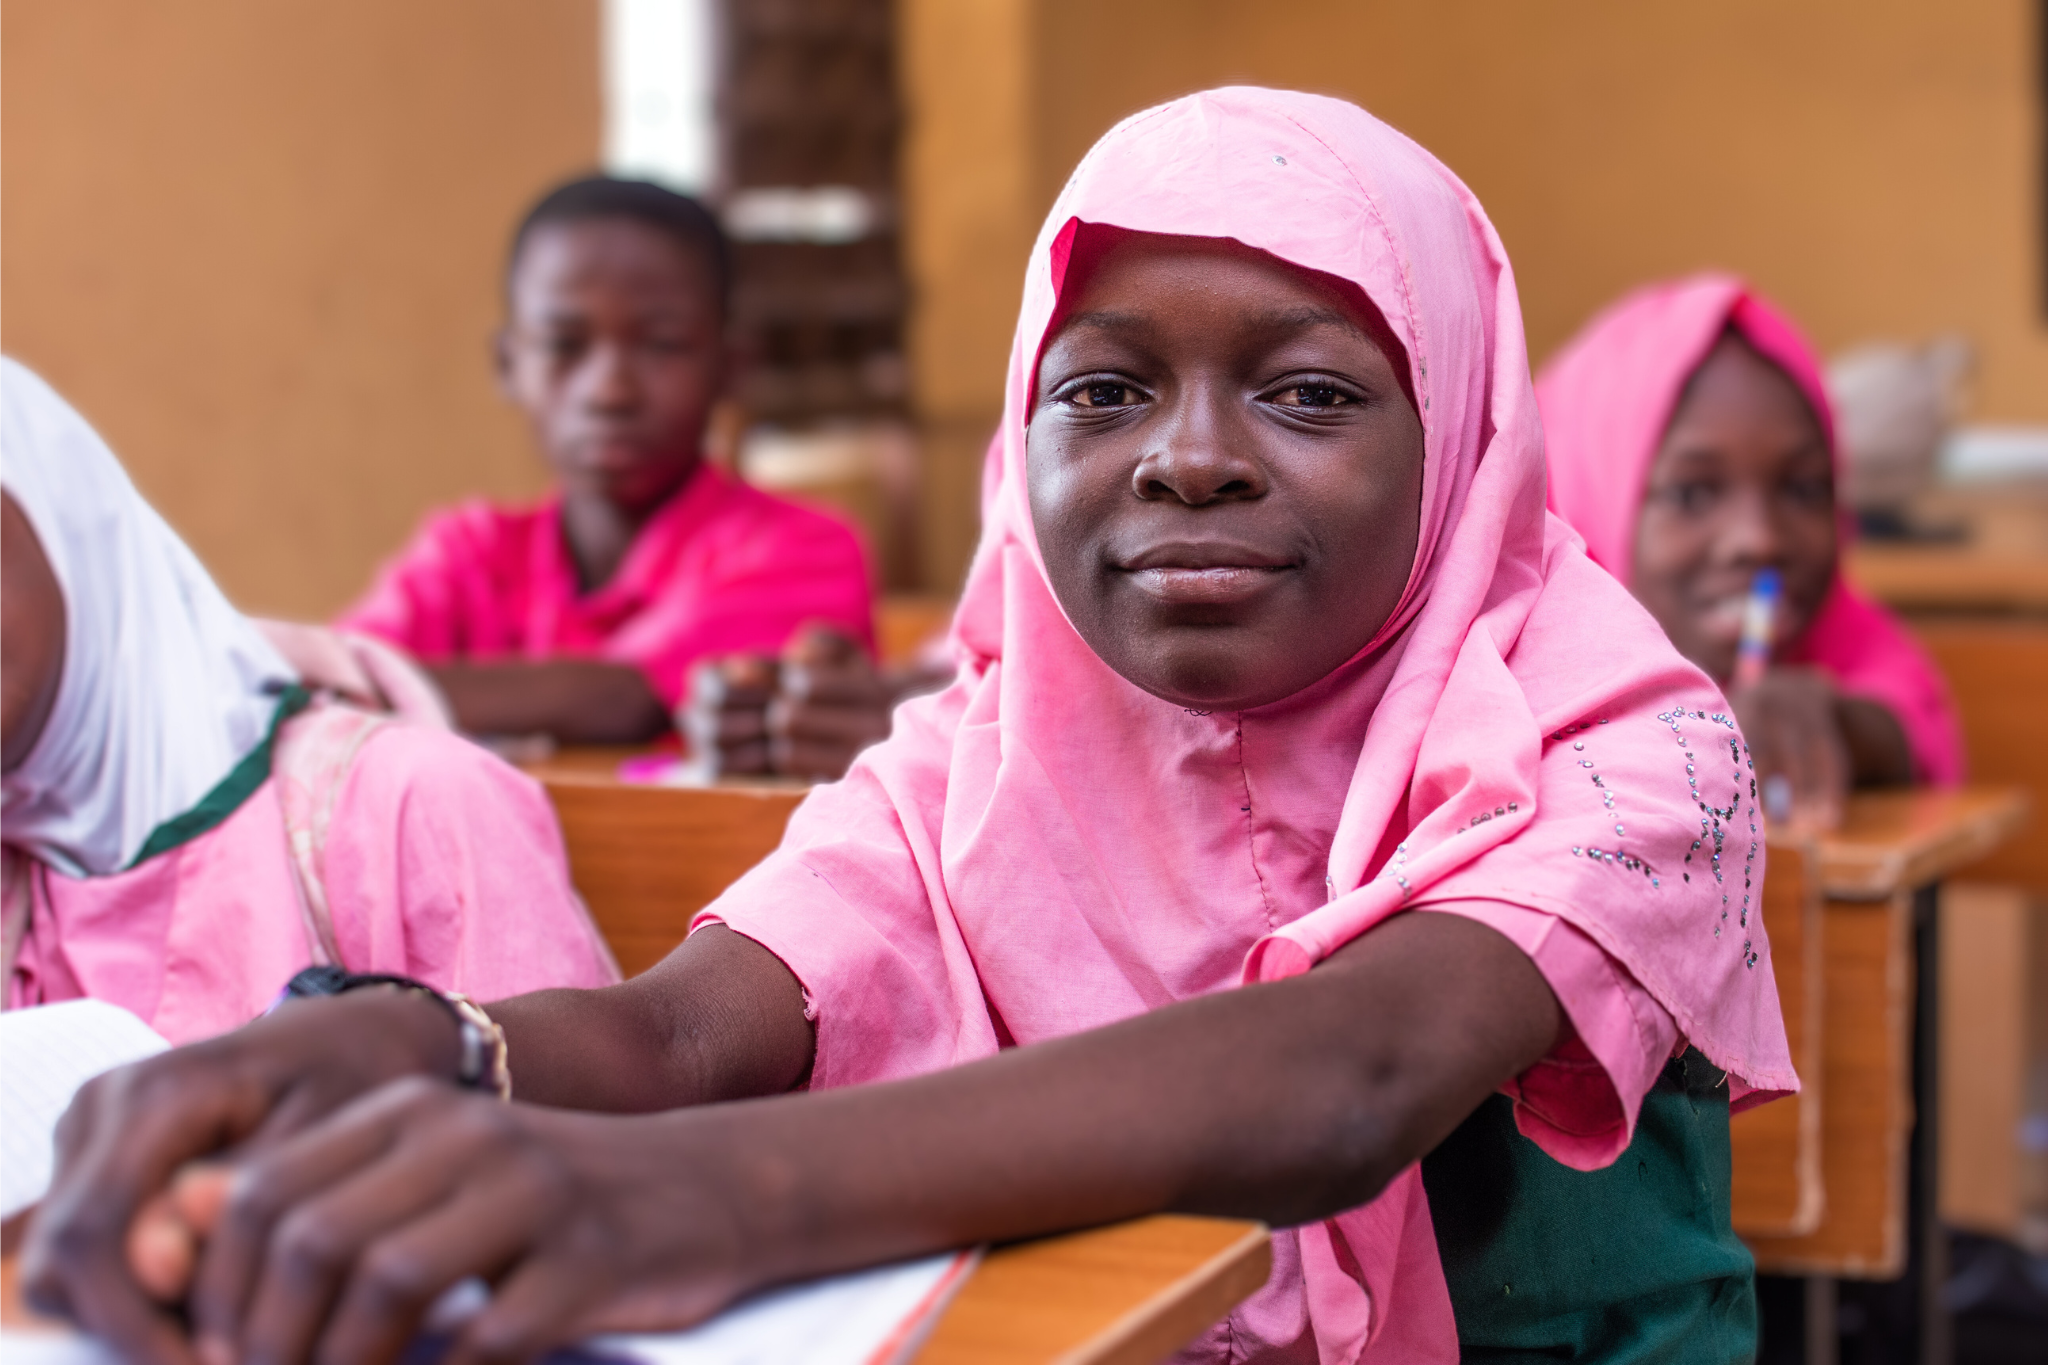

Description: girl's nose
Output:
[1716,483,1787,566]
[1130,388,1266,505]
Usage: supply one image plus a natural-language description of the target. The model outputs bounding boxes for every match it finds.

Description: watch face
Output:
[285,964,352,997]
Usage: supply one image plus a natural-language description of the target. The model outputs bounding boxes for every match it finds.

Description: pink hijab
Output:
[707,90,1792,1362]
[1537,274,1964,784]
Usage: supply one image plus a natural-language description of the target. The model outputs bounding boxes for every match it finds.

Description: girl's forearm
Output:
[429,660,668,742]
[661,913,1560,1285]
[489,925,815,1113]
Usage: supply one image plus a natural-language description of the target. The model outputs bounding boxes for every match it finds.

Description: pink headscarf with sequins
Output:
[1537,274,1964,784]
[706,90,1793,1362]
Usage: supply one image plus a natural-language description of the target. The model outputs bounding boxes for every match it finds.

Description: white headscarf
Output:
[1,359,295,877]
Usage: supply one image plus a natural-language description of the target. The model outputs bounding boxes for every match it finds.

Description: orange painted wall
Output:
[8,4,2036,602]
[901,0,2046,588]
[2,0,601,617]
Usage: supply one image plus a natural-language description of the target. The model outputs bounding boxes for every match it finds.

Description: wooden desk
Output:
[1731,839,1824,1238]
[918,1216,1270,1364]
[1811,788,2027,902]
[1736,789,2023,1285]
[1845,485,2048,615]
[1846,546,2048,616]
[1905,620,2048,893]
[1744,788,2025,1288]
[1,1216,1272,1365]
[524,750,807,978]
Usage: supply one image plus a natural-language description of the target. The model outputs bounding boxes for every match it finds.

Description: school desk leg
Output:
[1821,884,1951,1365]
[1803,1276,1837,1365]
[1912,884,1954,1365]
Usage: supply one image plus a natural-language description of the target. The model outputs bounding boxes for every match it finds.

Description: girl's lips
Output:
[1125,564,1290,606]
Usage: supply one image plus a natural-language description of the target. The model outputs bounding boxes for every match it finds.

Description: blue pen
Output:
[1732,567,1781,690]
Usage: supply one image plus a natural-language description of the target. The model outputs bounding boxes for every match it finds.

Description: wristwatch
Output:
[277,966,512,1100]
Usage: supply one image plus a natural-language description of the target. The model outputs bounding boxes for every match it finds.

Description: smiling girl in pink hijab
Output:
[1538,276,1964,826]
[31,90,1791,1365]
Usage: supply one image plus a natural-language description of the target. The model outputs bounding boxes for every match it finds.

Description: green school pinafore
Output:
[1421,1049,1758,1363]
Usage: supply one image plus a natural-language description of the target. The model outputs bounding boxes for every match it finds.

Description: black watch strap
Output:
[271,967,511,1099]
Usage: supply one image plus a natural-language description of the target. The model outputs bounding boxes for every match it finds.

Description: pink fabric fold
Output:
[704,89,1793,1363]
[1535,273,1965,785]
[7,724,620,1045]
[339,464,876,709]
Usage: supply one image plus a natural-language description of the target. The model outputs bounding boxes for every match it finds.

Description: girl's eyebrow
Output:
[1062,305,1366,339]
[1264,305,1368,339]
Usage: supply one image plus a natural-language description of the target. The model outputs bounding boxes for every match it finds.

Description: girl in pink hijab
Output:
[1538,276,1964,825]
[30,91,1791,1365]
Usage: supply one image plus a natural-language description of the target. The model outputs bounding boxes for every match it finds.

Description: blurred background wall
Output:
[1,0,600,616]
[903,0,2047,591]
[3,0,2040,605]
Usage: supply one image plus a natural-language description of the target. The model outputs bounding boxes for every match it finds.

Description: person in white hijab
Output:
[1,358,617,1043]
[1,359,297,876]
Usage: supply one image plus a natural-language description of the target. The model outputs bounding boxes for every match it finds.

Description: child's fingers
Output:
[125,1164,236,1303]
[171,1164,234,1238]
[782,624,863,670]
[780,664,892,708]
[126,1192,197,1303]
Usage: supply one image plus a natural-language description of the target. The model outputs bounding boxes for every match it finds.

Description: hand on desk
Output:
[1729,665,1915,830]
[686,625,954,781]
[127,1084,759,1365]
[20,990,470,1364]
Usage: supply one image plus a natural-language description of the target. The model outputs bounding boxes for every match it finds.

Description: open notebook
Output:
[0,1001,975,1365]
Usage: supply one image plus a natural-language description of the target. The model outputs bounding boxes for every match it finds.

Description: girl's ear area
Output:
[490,326,516,397]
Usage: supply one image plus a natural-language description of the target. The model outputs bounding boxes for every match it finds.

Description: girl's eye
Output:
[541,335,588,365]
[1782,474,1835,511]
[1070,382,1143,408]
[1657,480,1721,516]
[1271,383,1354,409]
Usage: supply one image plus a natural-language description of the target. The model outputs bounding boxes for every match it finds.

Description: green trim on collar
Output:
[125,685,311,868]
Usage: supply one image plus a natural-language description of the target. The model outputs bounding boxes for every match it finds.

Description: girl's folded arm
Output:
[488,924,816,1113]
[426,660,667,743]
[702,910,1562,1269]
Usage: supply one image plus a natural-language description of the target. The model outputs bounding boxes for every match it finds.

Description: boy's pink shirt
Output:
[339,464,876,708]
[7,725,619,1044]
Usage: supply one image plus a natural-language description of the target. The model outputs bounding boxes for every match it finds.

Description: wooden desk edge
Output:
[1061,1222,1272,1365]
[535,771,810,797]
[1815,787,2031,900]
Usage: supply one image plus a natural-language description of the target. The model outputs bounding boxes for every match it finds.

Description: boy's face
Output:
[499,218,727,519]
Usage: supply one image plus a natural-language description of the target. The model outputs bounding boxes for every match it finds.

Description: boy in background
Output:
[342,178,873,743]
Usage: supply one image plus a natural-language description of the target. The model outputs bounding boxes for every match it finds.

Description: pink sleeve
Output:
[1415,897,1680,1171]
[334,509,489,661]
[320,725,621,1001]
[692,683,997,1088]
[619,500,878,709]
